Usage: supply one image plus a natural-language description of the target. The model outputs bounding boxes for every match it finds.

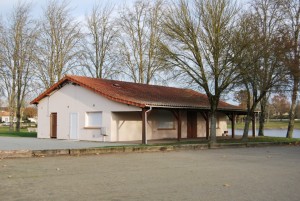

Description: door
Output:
[187,111,197,138]
[69,113,79,140]
[50,113,57,138]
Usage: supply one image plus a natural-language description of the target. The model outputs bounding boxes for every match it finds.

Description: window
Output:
[85,112,102,128]
[157,110,175,129]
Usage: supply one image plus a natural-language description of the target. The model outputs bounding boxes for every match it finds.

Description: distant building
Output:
[0,111,10,123]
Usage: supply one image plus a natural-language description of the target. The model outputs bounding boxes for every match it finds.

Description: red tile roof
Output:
[31,75,243,111]
[0,111,10,116]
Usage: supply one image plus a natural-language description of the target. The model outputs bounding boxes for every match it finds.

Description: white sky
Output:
[0,0,248,19]
[0,0,134,18]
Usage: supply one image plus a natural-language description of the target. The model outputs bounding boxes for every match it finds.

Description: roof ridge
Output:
[65,75,146,108]
[66,75,199,92]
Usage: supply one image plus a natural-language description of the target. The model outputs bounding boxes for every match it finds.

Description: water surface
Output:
[233,129,300,138]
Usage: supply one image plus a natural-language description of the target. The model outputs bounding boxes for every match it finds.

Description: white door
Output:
[70,113,78,140]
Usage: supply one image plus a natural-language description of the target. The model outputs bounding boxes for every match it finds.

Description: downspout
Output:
[144,106,152,145]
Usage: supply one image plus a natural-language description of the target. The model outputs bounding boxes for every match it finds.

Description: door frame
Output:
[50,113,57,138]
[69,112,79,140]
[187,111,197,138]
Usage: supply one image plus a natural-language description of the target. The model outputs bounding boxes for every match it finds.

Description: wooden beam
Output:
[142,108,146,144]
[226,113,233,121]
[252,113,256,137]
[200,111,209,139]
[170,110,181,141]
[206,114,209,140]
[171,110,179,120]
[231,113,235,139]
[177,110,181,141]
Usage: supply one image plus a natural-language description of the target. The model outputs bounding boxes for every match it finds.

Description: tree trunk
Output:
[242,113,252,141]
[9,107,14,131]
[9,88,15,132]
[287,77,299,138]
[258,96,267,136]
[16,107,21,132]
[209,96,218,143]
[210,109,217,143]
[258,111,265,136]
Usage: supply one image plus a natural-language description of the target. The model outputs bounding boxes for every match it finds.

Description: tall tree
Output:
[0,2,37,131]
[117,0,167,84]
[236,0,287,140]
[295,101,300,118]
[258,93,270,136]
[278,0,300,138]
[161,0,242,143]
[234,90,250,109]
[271,94,291,120]
[35,0,82,89]
[82,3,119,79]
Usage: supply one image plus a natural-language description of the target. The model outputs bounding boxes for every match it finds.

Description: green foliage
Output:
[217,136,300,143]
[0,127,37,138]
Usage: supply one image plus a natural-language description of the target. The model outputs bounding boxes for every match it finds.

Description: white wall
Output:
[110,110,228,142]
[1,116,10,123]
[216,112,228,136]
[37,83,140,141]
[111,112,142,141]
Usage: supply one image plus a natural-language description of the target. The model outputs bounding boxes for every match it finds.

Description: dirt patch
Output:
[0,146,300,201]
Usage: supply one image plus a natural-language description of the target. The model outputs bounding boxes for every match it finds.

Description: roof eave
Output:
[145,104,245,112]
[30,75,146,108]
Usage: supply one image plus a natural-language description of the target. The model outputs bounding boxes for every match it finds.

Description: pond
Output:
[233,129,300,139]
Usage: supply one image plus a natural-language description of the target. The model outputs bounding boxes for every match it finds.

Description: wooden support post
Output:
[206,114,209,140]
[171,110,182,141]
[252,113,256,137]
[177,110,181,141]
[231,113,235,139]
[200,111,209,140]
[142,108,146,144]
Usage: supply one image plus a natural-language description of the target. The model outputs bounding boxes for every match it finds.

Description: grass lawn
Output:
[216,136,300,143]
[99,136,300,149]
[228,120,300,130]
[0,126,37,138]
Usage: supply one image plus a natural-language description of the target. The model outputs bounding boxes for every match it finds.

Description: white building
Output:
[0,111,10,124]
[31,75,245,143]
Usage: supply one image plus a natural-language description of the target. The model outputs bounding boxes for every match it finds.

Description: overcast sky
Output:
[0,0,248,20]
[0,0,135,19]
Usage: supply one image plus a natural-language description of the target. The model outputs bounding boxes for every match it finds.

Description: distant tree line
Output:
[0,0,298,142]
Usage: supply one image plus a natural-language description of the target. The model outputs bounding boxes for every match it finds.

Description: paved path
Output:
[0,146,300,201]
[0,137,128,150]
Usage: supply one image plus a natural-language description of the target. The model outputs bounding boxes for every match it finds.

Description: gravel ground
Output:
[0,136,128,150]
[0,146,300,201]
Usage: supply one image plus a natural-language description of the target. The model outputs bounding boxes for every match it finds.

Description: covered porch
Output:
[141,107,253,144]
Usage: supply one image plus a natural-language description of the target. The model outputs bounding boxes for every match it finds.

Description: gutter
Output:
[144,106,152,145]
[145,105,246,113]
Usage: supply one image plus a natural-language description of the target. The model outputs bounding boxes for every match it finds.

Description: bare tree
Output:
[117,0,168,84]
[35,0,82,89]
[271,94,291,120]
[161,0,242,143]
[0,2,37,131]
[277,0,300,138]
[82,3,119,79]
[258,93,270,136]
[236,0,288,140]
[234,90,251,109]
